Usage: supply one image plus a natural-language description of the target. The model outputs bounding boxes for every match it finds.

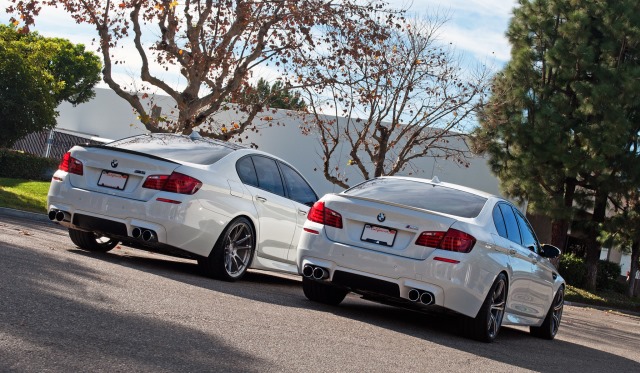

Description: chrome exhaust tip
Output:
[302,264,314,278]
[420,292,434,305]
[132,227,142,239]
[408,289,421,302]
[48,210,58,221]
[55,210,70,222]
[312,267,328,280]
[141,230,156,242]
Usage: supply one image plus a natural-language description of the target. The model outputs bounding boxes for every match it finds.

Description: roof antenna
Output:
[431,176,440,184]
[189,131,202,140]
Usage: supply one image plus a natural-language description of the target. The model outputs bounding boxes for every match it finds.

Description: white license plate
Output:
[361,224,397,247]
[98,171,128,190]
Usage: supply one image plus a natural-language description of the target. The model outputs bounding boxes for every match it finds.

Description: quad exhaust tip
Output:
[408,288,434,305]
[141,230,156,242]
[302,264,329,280]
[131,227,157,242]
[48,209,70,222]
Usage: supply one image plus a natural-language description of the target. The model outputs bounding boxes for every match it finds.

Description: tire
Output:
[68,228,118,253]
[198,217,255,282]
[302,277,348,306]
[463,273,508,343]
[530,286,564,340]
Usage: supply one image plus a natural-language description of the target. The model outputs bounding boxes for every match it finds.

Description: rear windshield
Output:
[344,178,487,218]
[107,134,239,165]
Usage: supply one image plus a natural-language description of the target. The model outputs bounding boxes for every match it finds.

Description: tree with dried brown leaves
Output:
[7,0,399,140]
[300,15,490,188]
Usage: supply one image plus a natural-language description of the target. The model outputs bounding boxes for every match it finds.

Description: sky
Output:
[0,0,519,88]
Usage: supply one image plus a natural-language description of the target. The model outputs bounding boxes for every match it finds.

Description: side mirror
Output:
[539,244,561,259]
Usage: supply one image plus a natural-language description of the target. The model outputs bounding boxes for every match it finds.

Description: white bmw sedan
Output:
[48,133,318,281]
[297,176,565,342]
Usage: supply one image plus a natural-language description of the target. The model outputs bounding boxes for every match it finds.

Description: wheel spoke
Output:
[235,235,251,245]
[232,225,247,242]
[489,313,497,336]
[234,254,246,268]
[491,300,506,311]
[493,281,505,301]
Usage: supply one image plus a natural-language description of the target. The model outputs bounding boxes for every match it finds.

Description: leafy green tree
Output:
[472,0,640,291]
[0,43,56,148]
[234,78,306,111]
[0,24,101,148]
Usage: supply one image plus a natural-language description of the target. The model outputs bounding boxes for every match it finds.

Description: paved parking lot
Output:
[1,214,639,372]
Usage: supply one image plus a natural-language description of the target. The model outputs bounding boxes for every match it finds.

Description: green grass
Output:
[566,285,640,314]
[0,177,50,213]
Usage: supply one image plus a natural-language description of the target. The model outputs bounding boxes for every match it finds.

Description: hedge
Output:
[559,252,623,292]
[0,148,59,181]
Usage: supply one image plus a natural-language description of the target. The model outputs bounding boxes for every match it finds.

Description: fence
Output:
[12,130,108,160]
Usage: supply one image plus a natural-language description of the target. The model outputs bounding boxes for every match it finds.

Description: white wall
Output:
[56,88,501,197]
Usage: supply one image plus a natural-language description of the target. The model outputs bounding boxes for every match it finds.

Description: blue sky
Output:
[0,0,519,87]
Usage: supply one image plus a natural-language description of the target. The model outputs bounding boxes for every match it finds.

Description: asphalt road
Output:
[1,215,639,372]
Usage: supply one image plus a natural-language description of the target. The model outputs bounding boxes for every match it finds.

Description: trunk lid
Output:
[323,195,458,260]
[67,145,181,202]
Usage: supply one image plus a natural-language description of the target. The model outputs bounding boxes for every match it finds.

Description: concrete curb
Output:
[0,207,50,223]
[564,301,640,318]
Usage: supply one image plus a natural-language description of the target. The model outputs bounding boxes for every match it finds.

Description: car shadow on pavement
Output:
[0,242,277,372]
[65,245,640,372]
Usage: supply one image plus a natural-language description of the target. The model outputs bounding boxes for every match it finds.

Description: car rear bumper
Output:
[48,177,229,258]
[297,230,493,318]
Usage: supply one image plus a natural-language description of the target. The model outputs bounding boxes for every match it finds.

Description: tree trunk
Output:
[551,219,569,251]
[584,190,609,292]
[628,239,639,298]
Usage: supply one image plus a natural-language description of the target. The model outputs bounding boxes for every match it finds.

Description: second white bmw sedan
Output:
[297,176,565,342]
[48,133,318,281]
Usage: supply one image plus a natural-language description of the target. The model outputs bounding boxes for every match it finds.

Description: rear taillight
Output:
[415,228,476,253]
[142,172,202,195]
[307,201,343,229]
[58,152,83,175]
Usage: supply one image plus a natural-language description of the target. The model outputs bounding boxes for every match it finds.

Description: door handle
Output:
[256,196,267,203]
[298,209,308,216]
[508,249,517,256]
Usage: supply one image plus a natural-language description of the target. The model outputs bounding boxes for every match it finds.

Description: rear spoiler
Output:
[83,144,180,165]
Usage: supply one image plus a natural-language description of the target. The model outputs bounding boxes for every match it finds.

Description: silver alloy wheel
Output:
[222,221,254,278]
[488,278,507,339]
[551,288,564,336]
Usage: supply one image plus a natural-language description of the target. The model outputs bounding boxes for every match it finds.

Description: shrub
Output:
[0,149,58,181]
[597,259,622,291]
[558,253,587,288]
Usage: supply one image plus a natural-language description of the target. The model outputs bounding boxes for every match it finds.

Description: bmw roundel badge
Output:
[377,213,386,222]
[111,159,119,168]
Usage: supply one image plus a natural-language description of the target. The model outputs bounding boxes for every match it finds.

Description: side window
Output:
[515,211,540,253]
[280,162,317,206]
[236,156,258,187]
[499,204,522,245]
[492,205,508,238]
[252,156,285,196]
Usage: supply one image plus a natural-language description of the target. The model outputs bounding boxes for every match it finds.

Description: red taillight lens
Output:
[416,228,476,253]
[142,175,169,190]
[415,231,445,247]
[58,152,83,175]
[307,201,343,229]
[142,172,202,195]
